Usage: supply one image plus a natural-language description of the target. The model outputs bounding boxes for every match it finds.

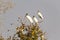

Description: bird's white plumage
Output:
[33,16,38,23]
[38,12,43,19]
[26,15,33,23]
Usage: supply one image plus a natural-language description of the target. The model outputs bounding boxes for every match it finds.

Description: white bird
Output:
[33,16,38,23]
[25,13,33,23]
[38,11,43,19]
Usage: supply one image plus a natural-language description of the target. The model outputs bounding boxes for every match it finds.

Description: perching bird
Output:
[38,11,44,19]
[25,13,34,23]
[33,16,38,23]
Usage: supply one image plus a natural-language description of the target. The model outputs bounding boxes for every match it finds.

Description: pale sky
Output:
[0,0,60,40]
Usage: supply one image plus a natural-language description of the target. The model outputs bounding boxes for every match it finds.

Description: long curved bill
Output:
[26,14,33,23]
[33,16,38,24]
[38,11,43,19]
